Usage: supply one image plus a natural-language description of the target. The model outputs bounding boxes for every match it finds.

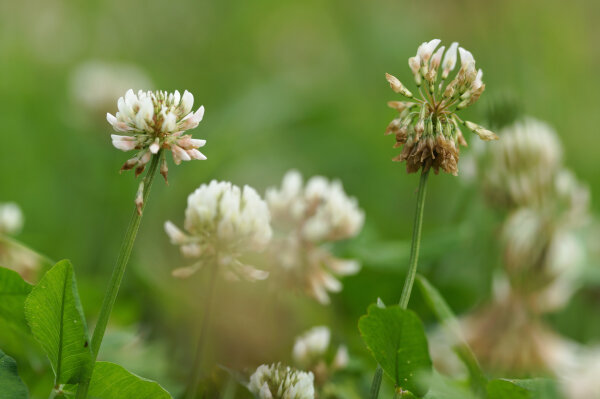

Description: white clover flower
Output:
[267,171,364,243]
[107,89,206,180]
[387,39,496,175]
[265,170,364,304]
[69,61,152,116]
[165,180,272,281]
[292,326,331,367]
[0,202,24,235]
[477,117,591,312]
[248,363,315,399]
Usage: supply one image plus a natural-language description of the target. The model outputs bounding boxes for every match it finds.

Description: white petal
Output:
[189,138,206,148]
[430,46,445,69]
[106,113,117,125]
[459,47,475,69]
[164,221,188,244]
[181,90,194,114]
[194,105,205,122]
[187,149,207,160]
[111,135,137,151]
[171,145,190,164]
[442,42,459,73]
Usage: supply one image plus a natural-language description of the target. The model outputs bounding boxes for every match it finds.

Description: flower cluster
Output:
[292,326,349,385]
[441,117,593,380]
[107,89,206,180]
[478,118,589,310]
[265,171,364,304]
[248,363,315,399]
[165,180,272,281]
[385,39,497,175]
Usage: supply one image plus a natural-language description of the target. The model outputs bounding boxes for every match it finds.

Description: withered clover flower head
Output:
[248,363,315,399]
[164,180,272,281]
[107,89,206,181]
[385,39,498,175]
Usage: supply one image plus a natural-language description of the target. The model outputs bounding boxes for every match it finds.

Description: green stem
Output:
[186,253,220,399]
[368,169,430,398]
[75,151,163,399]
[398,169,429,309]
[369,367,383,399]
[221,375,237,399]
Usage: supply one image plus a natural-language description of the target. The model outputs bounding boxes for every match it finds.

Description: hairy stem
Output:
[186,253,220,399]
[75,151,163,399]
[368,169,430,397]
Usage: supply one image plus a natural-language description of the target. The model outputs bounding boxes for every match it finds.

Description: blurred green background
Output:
[1,0,599,397]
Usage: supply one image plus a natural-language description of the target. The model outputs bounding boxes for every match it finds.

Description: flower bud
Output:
[465,121,499,141]
[385,73,413,98]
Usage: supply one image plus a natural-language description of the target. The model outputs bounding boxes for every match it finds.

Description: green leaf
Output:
[487,379,532,399]
[24,260,93,385]
[358,304,432,396]
[86,361,172,399]
[422,371,477,399]
[415,275,487,395]
[0,349,28,399]
[0,267,33,333]
[487,378,561,399]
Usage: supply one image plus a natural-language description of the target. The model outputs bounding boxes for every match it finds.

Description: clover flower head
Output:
[386,39,497,175]
[107,89,206,181]
[267,171,364,242]
[248,363,315,399]
[165,180,272,281]
[0,202,24,235]
[265,171,364,304]
[483,118,563,208]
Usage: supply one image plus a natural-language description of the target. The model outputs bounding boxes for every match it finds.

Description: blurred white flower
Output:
[267,171,364,241]
[0,202,24,235]
[70,61,152,116]
[165,180,272,281]
[248,363,315,399]
[476,117,591,312]
[107,89,206,180]
[482,118,563,208]
[292,326,330,367]
[265,170,364,304]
